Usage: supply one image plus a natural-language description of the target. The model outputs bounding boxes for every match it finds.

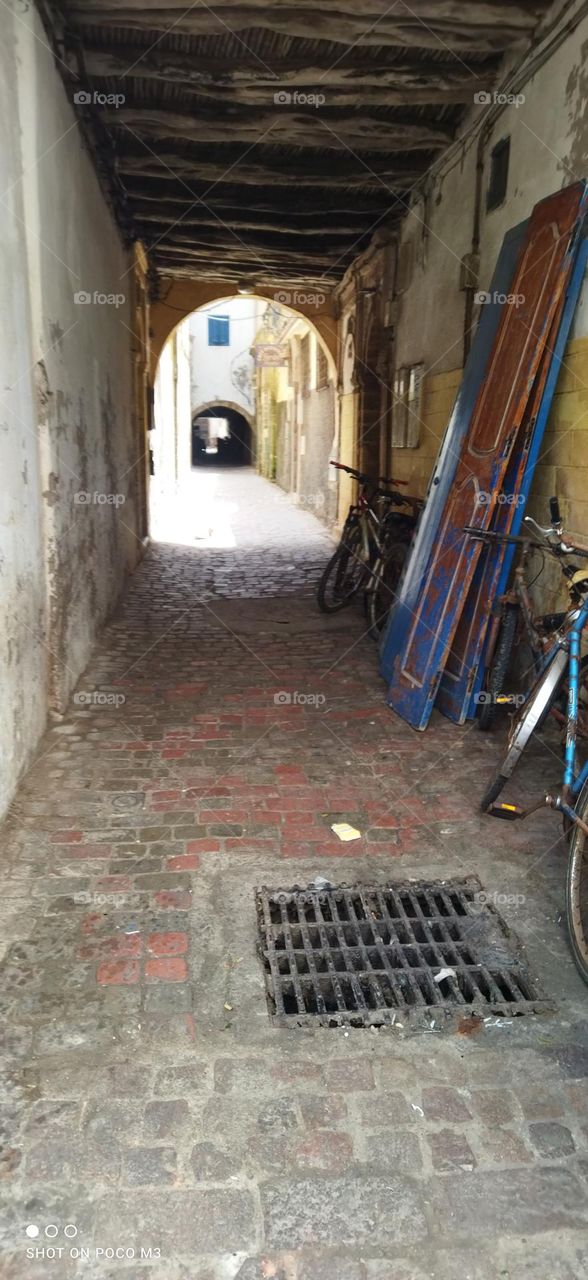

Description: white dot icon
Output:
[25,1225,39,1238]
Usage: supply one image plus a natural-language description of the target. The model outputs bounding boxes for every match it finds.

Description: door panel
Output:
[385,181,587,730]
[379,219,529,685]
[458,234,588,723]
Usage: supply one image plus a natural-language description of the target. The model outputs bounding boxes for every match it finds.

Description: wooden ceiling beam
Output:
[116,152,422,188]
[80,47,498,106]
[149,229,359,259]
[155,261,340,281]
[63,2,547,50]
[107,108,452,152]
[136,211,379,235]
[153,243,339,264]
[122,179,395,217]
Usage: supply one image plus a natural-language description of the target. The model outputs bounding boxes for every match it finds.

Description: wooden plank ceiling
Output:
[46,0,549,288]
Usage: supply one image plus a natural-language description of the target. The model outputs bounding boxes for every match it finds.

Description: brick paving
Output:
[1,466,588,1278]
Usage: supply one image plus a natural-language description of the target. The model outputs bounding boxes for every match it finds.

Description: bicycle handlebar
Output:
[463,519,588,561]
[329,460,370,483]
[329,459,408,487]
[463,526,546,553]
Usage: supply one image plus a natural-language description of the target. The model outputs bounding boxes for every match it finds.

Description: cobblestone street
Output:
[1,468,588,1279]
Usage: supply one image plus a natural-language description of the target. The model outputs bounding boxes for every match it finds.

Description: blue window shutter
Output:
[208,315,230,346]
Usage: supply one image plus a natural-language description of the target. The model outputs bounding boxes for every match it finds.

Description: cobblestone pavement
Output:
[1,467,588,1279]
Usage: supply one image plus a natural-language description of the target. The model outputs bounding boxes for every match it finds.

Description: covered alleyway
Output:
[5,0,588,1274]
[2,469,588,1275]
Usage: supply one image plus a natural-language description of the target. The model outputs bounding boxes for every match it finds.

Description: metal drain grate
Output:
[256,877,548,1027]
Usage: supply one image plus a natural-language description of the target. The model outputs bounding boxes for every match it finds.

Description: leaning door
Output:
[385,181,588,730]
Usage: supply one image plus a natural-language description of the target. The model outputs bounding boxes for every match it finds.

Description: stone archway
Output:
[150,280,337,384]
[191,400,255,467]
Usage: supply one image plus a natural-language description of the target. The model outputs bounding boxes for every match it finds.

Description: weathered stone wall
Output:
[0,7,142,818]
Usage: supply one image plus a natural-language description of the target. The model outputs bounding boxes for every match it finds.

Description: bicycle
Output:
[316,461,420,636]
[473,499,588,984]
[466,521,588,731]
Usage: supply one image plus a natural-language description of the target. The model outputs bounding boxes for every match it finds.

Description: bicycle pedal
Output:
[488,801,523,820]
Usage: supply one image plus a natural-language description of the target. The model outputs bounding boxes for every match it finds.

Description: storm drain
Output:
[256,877,548,1027]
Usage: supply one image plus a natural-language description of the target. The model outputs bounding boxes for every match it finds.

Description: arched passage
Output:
[150,281,337,385]
[150,291,339,544]
[192,402,254,467]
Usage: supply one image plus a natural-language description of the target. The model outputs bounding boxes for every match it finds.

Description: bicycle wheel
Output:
[480,647,568,811]
[316,519,367,613]
[367,538,411,640]
[478,604,519,731]
[566,779,588,984]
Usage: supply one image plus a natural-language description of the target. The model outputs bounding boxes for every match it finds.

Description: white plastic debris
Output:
[433,967,456,983]
[309,876,332,891]
[331,822,361,842]
[411,1103,424,1117]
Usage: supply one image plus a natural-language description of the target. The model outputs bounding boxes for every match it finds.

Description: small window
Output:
[208,315,230,346]
[391,363,424,448]
[486,137,510,212]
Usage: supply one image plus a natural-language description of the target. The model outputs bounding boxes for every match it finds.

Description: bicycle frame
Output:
[496,597,588,831]
[564,598,588,801]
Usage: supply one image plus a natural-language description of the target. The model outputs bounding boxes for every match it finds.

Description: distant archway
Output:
[192,401,254,467]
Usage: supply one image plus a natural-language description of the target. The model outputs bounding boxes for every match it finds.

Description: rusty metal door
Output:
[385,181,588,730]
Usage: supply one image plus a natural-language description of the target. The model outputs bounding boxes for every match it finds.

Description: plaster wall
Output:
[387,0,588,574]
[0,6,141,817]
[189,298,263,426]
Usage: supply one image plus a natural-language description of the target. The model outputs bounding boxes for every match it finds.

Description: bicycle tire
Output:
[478,604,519,731]
[367,536,412,640]
[480,648,568,812]
[566,778,588,985]
[316,521,366,613]
[480,773,510,810]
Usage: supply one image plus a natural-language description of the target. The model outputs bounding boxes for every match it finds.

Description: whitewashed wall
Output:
[190,297,262,422]
[0,6,141,818]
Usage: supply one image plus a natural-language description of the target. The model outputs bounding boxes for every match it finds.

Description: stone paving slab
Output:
[1,468,588,1278]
